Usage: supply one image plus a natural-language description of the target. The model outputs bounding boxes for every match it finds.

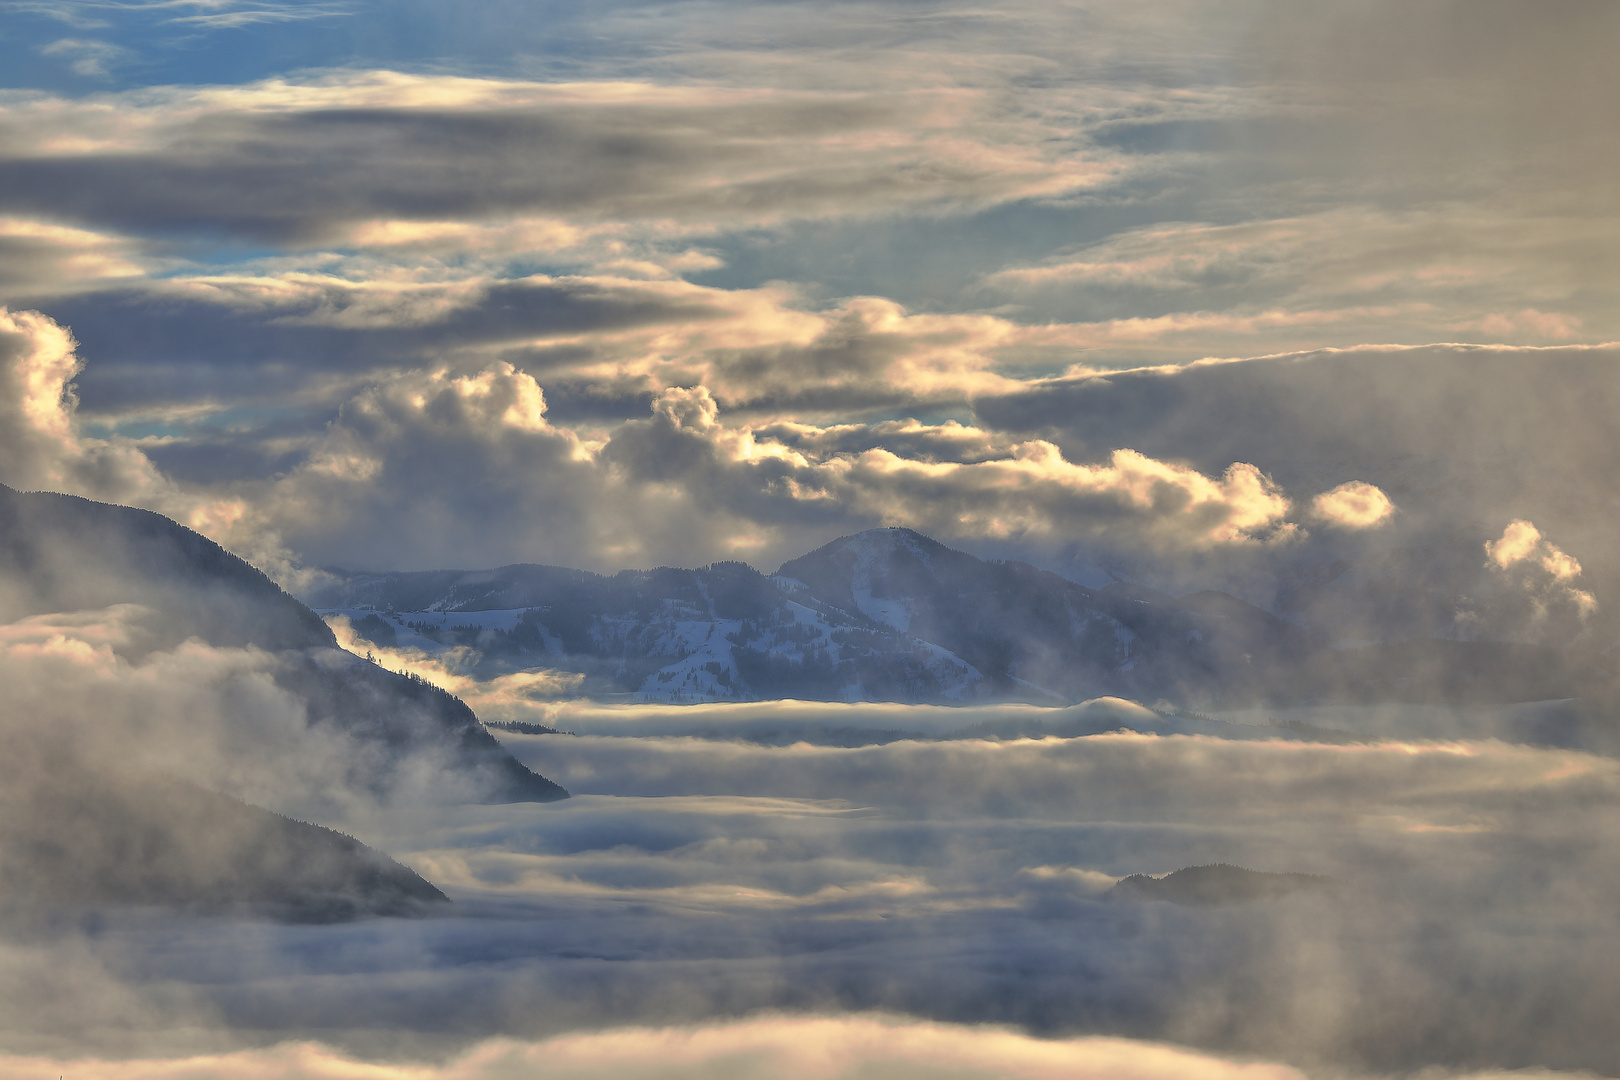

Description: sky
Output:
[5,4,1620,1078]
[1,0,1617,630]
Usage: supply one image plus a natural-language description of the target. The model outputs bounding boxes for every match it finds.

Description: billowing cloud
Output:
[1483,518,1596,625]
[234,359,1302,573]
[0,306,162,501]
[1310,481,1394,529]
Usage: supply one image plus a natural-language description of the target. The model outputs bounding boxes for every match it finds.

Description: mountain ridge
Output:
[0,481,566,805]
[311,526,1592,708]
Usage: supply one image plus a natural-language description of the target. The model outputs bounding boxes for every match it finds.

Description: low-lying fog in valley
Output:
[4,678,1619,1078]
[5,0,1620,1075]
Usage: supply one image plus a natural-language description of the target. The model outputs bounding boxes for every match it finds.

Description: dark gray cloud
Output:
[0,86,1077,245]
[37,278,724,417]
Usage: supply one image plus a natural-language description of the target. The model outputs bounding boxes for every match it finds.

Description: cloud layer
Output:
[2,8,1618,1077]
[3,696,1618,1075]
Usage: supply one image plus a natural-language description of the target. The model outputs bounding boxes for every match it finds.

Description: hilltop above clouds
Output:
[312,525,1601,717]
[0,483,563,920]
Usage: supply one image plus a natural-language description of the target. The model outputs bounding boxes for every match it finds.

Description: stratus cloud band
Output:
[16,1012,1606,1080]
[0,1017,1315,1080]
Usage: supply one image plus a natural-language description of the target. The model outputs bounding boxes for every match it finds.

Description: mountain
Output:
[0,482,565,804]
[0,754,448,922]
[310,526,1589,707]
[777,529,1317,703]
[0,483,331,653]
[1107,865,1332,905]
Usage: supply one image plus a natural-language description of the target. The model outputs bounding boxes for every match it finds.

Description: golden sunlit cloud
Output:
[0,1016,1317,1080]
[1310,481,1394,528]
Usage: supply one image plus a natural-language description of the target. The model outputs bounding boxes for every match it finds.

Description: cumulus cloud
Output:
[974,345,1620,637]
[1310,481,1394,528]
[1486,519,1566,574]
[6,298,1612,659]
[238,356,1305,573]
[0,306,319,583]
[1483,518,1596,626]
[0,306,162,501]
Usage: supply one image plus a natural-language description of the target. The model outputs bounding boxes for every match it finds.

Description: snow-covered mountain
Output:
[310,527,1589,707]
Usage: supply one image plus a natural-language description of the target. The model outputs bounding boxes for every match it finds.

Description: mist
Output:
[2,0,1618,1076]
[0,697,1616,1075]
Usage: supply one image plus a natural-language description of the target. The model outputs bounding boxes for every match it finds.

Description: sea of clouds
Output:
[1,653,1617,1078]
[2,2,1618,1076]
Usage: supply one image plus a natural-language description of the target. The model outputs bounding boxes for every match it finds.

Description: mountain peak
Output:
[783,526,950,573]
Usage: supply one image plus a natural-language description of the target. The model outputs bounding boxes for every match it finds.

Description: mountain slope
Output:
[0,755,448,922]
[0,483,565,803]
[778,528,1319,703]
[312,555,981,704]
[0,484,332,652]
[311,527,1592,708]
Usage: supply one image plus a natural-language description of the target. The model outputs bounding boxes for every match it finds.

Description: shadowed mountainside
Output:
[0,750,448,922]
[0,483,332,653]
[311,527,1597,708]
[0,483,565,804]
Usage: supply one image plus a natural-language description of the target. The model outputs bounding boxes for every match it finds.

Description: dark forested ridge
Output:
[0,755,448,922]
[0,482,565,804]
[0,482,334,652]
[0,483,568,917]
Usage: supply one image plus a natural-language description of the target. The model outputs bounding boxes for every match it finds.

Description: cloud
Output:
[1483,518,1596,624]
[0,306,162,502]
[38,36,127,77]
[0,72,1115,245]
[980,207,1620,359]
[4,300,1610,657]
[0,603,376,817]
[326,613,585,711]
[239,355,1305,573]
[0,217,145,293]
[1,8,1620,1080]
[1310,481,1393,529]
[502,723,1607,822]
[6,1017,1318,1080]
[0,306,320,582]
[973,344,1620,635]
[1,687,1618,1073]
